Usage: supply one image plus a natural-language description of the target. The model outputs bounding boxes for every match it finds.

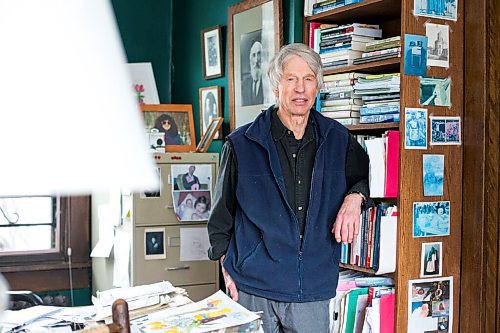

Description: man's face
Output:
[274,55,318,117]
[249,41,262,80]
[189,166,196,174]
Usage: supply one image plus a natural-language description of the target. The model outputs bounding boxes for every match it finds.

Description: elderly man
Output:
[208,43,370,332]
[242,40,263,106]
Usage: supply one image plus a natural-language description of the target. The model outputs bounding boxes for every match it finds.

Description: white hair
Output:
[267,43,324,92]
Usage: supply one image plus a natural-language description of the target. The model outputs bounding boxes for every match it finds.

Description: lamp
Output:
[0,0,157,196]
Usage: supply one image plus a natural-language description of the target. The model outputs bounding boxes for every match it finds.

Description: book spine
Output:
[312,1,346,14]
[323,78,355,87]
[323,90,359,99]
[362,47,401,58]
[360,105,399,115]
[360,113,400,123]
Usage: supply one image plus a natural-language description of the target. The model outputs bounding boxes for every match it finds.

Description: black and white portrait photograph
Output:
[201,25,223,79]
[199,86,222,139]
[240,29,264,107]
[413,201,451,237]
[430,116,461,145]
[144,228,166,260]
[423,154,444,196]
[420,76,451,106]
[405,107,428,149]
[426,23,449,68]
[421,242,443,277]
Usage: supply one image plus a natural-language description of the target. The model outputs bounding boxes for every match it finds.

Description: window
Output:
[0,196,59,254]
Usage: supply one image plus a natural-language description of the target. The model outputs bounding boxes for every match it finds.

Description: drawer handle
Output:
[165,205,174,209]
[166,265,190,271]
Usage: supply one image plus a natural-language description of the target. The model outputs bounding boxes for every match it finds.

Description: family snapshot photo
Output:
[408,277,453,333]
[171,164,213,221]
[413,201,450,237]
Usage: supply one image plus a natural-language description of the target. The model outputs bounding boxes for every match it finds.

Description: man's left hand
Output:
[332,193,363,243]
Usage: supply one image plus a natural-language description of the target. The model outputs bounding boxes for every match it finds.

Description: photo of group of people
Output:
[171,164,212,222]
[413,201,450,237]
[408,277,452,333]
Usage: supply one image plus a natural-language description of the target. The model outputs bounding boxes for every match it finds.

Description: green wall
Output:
[171,0,304,153]
[112,0,173,103]
[112,0,303,153]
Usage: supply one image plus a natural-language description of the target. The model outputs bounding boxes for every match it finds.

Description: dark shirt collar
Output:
[271,108,316,142]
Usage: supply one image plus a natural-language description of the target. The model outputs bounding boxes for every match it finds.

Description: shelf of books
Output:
[305,0,464,331]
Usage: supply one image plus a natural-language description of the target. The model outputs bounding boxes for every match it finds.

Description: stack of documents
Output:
[92,281,191,321]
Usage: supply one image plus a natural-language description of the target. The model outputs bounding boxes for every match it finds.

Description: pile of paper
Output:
[92,281,191,321]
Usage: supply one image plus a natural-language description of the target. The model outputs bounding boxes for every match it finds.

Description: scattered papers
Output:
[134,290,260,333]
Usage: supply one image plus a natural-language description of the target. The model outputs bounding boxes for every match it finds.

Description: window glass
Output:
[0,197,58,253]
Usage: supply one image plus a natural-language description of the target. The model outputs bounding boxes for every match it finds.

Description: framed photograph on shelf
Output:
[201,25,224,80]
[141,104,196,153]
[228,0,283,131]
[196,117,224,153]
[199,86,223,140]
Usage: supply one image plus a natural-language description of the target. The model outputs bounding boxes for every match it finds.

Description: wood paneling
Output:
[461,0,500,330]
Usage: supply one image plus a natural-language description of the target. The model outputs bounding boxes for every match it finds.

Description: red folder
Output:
[309,22,321,49]
[384,130,399,198]
[380,293,395,333]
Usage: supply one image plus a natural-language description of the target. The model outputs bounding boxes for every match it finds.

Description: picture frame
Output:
[196,117,224,153]
[199,86,222,140]
[144,227,166,260]
[228,0,283,131]
[141,104,196,153]
[201,25,224,80]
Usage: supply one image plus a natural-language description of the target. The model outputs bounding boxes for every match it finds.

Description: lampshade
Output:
[0,0,157,195]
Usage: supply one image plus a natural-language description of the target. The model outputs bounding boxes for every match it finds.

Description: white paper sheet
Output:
[113,224,131,287]
[179,227,210,261]
[376,215,397,274]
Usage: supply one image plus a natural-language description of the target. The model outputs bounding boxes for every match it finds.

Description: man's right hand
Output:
[220,255,238,301]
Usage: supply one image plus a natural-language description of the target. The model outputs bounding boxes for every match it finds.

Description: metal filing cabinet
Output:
[92,153,219,301]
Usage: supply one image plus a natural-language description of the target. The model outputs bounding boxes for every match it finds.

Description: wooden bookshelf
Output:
[345,122,399,132]
[340,263,377,275]
[323,57,401,75]
[306,0,401,24]
[305,0,464,331]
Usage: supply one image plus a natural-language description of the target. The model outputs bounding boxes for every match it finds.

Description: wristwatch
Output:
[346,191,367,205]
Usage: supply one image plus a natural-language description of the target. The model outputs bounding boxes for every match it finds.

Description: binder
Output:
[384,130,400,197]
[379,293,395,333]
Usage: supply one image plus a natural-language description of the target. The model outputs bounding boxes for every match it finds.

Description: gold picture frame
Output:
[141,104,196,152]
[199,86,222,140]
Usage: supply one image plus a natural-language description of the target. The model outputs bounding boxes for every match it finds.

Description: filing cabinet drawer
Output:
[133,225,216,286]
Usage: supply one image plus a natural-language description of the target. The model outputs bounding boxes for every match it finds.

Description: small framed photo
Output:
[421,242,443,277]
[404,108,428,149]
[414,0,458,21]
[413,201,450,237]
[201,25,223,80]
[144,227,166,260]
[196,117,224,153]
[420,77,451,106]
[430,116,461,145]
[199,86,222,140]
[141,104,196,152]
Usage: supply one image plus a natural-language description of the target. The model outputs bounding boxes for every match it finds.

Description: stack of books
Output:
[353,36,402,65]
[311,0,363,15]
[318,23,382,69]
[353,73,401,123]
[317,72,368,125]
[332,270,395,333]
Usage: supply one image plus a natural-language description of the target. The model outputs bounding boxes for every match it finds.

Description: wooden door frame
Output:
[461,0,500,331]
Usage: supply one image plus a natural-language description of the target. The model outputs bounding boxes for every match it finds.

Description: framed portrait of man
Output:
[228,0,283,131]
[201,25,224,79]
